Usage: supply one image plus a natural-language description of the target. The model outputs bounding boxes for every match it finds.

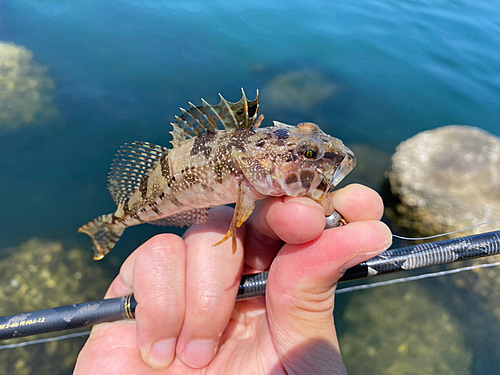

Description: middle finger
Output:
[177,206,245,368]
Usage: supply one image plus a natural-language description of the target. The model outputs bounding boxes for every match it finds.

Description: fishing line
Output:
[0,331,90,350]
[392,219,500,241]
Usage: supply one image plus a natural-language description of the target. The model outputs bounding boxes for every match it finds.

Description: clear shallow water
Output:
[1,0,500,373]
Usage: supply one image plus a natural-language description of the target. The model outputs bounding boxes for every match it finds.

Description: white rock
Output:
[388,125,500,236]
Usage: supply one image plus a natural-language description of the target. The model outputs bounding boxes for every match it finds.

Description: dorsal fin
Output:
[170,88,260,147]
[107,141,167,205]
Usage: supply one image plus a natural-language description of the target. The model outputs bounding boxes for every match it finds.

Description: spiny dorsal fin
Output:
[148,208,209,227]
[170,88,260,147]
[108,141,167,205]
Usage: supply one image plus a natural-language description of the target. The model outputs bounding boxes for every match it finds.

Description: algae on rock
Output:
[262,69,341,111]
[387,125,500,237]
[0,238,112,375]
[338,283,473,375]
[0,41,60,130]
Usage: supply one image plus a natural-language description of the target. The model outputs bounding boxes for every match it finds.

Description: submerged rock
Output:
[0,238,111,375]
[386,125,500,371]
[342,143,391,192]
[387,125,500,236]
[0,42,60,130]
[338,283,473,374]
[433,253,500,373]
[262,68,341,112]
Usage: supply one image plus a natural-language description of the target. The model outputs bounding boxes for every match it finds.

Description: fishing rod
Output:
[1,225,499,341]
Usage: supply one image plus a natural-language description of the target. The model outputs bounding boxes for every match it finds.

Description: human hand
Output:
[74,184,392,374]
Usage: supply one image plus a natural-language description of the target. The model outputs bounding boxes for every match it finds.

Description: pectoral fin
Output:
[232,149,274,195]
[213,181,256,253]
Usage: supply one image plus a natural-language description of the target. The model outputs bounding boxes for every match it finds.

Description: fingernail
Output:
[148,338,176,369]
[183,339,216,368]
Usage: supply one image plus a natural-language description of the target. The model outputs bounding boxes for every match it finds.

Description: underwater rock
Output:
[453,255,500,323]
[387,126,500,366]
[341,143,391,192]
[0,41,60,130]
[432,252,500,372]
[0,238,111,375]
[338,283,473,374]
[262,68,341,112]
[386,127,500,372]
[387,125,500,237]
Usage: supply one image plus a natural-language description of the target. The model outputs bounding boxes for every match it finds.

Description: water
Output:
[1,0,499,373]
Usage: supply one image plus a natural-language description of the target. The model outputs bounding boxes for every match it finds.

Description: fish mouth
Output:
[331,151,356,187]
[310,151,357,201]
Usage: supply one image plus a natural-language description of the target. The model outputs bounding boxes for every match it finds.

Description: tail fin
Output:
[78,214,125,260]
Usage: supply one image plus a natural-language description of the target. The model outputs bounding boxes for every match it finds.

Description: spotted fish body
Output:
[79,90,356,260]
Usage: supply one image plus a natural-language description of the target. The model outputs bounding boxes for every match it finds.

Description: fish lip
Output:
[331,152,357,188]
[311,151,356,198]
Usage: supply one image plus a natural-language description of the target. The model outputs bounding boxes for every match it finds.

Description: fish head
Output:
[237,122,356,201]
[272,121,356,201]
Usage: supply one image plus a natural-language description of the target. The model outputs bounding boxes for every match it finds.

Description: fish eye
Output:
[295,139,323,161]
[304,149,317,159]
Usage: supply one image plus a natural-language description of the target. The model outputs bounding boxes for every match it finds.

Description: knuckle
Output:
[147,290,184,313]
[138,234,186,260]
[193,288,233,316]
[149,233,185,251]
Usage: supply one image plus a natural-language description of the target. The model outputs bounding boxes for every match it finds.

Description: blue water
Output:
[1,0,500,372]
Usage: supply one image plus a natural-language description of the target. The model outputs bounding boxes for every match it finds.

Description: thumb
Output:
[266,220,392,373]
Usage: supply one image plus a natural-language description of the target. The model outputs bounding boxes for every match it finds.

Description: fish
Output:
[79,89,356,260]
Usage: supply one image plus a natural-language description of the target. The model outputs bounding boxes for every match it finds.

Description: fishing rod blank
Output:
[1,229,499,341]
[341,229,500,281]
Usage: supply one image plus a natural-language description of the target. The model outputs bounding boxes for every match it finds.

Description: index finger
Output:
[244,196,326,271]
[243,184,385,271]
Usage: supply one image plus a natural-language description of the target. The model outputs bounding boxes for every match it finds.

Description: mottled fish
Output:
[79,90,356,260]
